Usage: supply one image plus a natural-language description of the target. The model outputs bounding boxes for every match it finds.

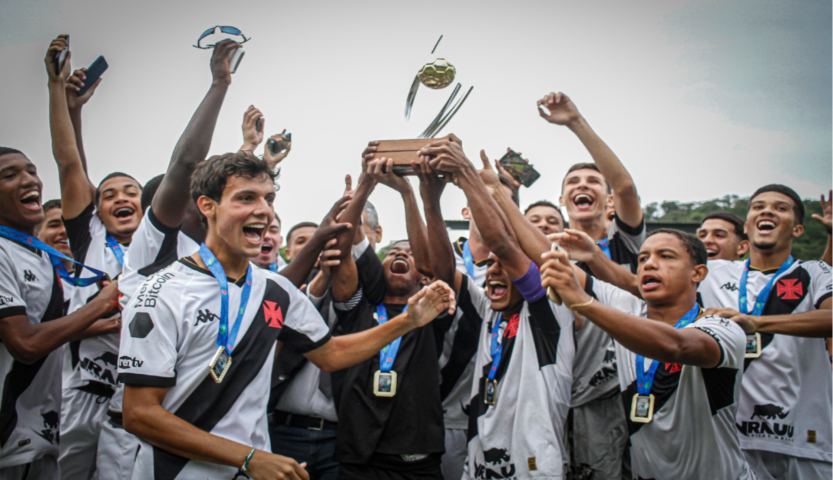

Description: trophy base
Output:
[373,138,448,175]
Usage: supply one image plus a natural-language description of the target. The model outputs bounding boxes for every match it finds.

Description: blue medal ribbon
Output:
[105,235,125,267]
[0,225,107,287]
[376,304,407,373]
[636,304,700,396]
[461,240,475,280]
[198,243,253,355]
[268,262,279,273]
[597,237,612,260]
[487,315,506,382]
[739,256,794,316]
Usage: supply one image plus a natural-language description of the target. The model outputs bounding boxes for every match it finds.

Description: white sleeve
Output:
[118,274,181,387]
[689,315,746,369]
[0,247,26,320]
[589,277,646,317]
[608,215,646,253]
[277,278,332,354]
[119,210,180,306]
[806,261,832,308]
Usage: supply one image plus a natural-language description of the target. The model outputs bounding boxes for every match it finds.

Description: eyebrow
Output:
[638,248,679,256]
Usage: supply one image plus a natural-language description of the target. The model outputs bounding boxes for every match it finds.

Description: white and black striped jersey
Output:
[0,237,65,468]
[454,237,489,288]
[63,203,129,393]
[571,215,646,408]
[699,259,833,463]
[462,276,575,479]
[119,259,331,479]
[591,277,754,480]
[110,208,199,414]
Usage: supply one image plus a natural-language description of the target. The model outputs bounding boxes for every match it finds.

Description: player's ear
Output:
[737,240,750,258]
[792,224,804,239]
[461,207,471,220]
[197,196,217,222]
[375,225,383,244]
[692,264,708,284]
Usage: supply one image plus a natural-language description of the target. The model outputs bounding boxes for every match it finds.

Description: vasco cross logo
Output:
[263,301,284,328]
[776,279,803,301]
[195,309,219,326]
[23,270,37,282]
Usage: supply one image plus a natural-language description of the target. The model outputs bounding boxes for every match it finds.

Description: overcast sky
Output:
[1,0,830,242]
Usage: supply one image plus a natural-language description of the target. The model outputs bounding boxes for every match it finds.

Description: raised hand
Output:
[319,192,353,238]
[407,280,457,328]
[475,150,501,196]
[317,238,341,281]
[812,190,832,233]
[211,39,240,86]
[263,130,291,167]
[492,148,524,189]
[537,91,581,127]
[66,68,101,111]
[419,136,473,175]
[241,105,264,151]
[548,229,597,263]
[540,249,589,307]
[367,157,411,194]
[45,35,71,83]
[415,159,447,202]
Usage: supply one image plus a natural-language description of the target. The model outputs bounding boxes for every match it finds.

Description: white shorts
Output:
[93,413,139,480]
[744,449,831,480]
[0,455,59,480]
[58,388,110,480]
[441,428,467,480]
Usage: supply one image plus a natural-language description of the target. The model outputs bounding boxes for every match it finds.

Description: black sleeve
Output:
[63,202,95,263]
[356,245,386,306]
[527,295,562,334]
[137,209,182,277]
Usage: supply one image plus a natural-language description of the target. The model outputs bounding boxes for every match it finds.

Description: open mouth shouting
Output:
[487,279,508,301]
[243,223,266,245]
[20,189,41,211]
[390,258,411,275]
[112,206,136,223]
[641,274,661,293]
[706,249,719,259]
[260,242,274,255]
[572,193,595,212]
[756,219,777,235]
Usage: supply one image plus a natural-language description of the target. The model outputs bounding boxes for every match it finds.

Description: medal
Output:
[373,304,405,397]
[198,243,253,384]
[632,304,700,424]
[484,315,506,406]
[209,346,232,383]
[745,332,762,358]
[484,379,497,405]
[373,370,397,397]
[630,393,655,423]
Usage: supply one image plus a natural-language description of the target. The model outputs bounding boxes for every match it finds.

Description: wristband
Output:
[242,447,256,472]
[511,261,547,303]
[569,298,594,311]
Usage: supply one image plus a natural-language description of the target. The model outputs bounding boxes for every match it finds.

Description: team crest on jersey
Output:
[31,410,59,445]
[475,447,516,479]
[262,301,284,328]
[505,314,520,339]
[776,279,803,301]
[664,363,682,374]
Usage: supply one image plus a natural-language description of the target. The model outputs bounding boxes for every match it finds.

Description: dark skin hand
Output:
[153,39,240,231]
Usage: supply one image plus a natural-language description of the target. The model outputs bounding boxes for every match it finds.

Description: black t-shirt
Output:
[331,255,450,465]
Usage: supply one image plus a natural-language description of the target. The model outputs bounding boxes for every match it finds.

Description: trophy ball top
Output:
[418,58,456,89]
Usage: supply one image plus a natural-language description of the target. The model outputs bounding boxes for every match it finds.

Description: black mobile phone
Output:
[269,133,291,155]
[499,149,540,188]
[53,35,69,75]
[255,117,262,133]
[76,56,108,97]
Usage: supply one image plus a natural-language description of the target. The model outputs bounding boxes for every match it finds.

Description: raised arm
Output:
[421,138,529,279]
[152,40,239,229]
[541,249,722,368]
[65,66,103,175]
[417,162,462,292]
[551,228,640,296]
[366,158,432,277]
[45,35,94,219]
[538,92,643,228]
[329,147,379,302]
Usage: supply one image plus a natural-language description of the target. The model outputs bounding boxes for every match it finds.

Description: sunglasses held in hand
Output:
[193,25,251,49]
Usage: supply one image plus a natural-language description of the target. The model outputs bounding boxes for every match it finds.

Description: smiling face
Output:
[484,254,524,312]
[96,176,142,241]
[697,218,748,261]
[382,241,422,297]
[560,168,608,225]
[637,233,706,305]
[0,153,44,233]
[745,192,803,253]
[525,205,565,236]
[36,207,71,257]
[254,216,282,268]
[198,174,276,260]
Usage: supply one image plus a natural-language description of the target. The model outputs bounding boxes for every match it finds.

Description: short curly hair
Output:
[190,151,277,225]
